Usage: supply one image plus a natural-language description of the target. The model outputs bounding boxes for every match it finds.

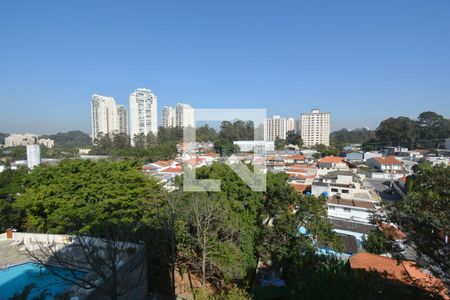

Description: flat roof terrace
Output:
[0,240,30,267]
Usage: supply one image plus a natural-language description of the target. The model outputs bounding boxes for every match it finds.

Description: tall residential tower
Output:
[117,105,129,135]
[162,106,176,128]
[301,109,330,147]
[162,103,195,128]
[91,94,118,142]
[264,115,287,141]
[129,88,158,143]
[175,103,195,128]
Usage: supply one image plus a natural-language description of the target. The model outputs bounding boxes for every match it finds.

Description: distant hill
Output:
[42,131,91,148]
[0,132,8,145]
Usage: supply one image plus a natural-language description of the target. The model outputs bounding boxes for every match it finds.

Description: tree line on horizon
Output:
[1,111,448,162]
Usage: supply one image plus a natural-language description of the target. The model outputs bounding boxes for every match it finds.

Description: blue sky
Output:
[1,0,449,134]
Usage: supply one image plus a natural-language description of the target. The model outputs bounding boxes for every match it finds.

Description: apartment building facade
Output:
[301,109,331,147]
[91,94,129,142]
[264,115,287,141]
[129,88,158,142]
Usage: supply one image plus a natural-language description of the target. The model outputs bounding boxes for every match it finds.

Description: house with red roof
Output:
[317,156,350,176]
[349,253,449,299]
[284,154,305,165]
[367,156,402,172]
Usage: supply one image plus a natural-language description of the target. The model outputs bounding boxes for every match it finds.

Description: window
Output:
[329,206,335,210]
[331,188,338,192]
[342,190,349,193]
[343,208,351,213]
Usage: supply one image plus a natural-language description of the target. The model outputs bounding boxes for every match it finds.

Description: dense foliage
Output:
[396,163,450,279]
[362,229,392,254]
[41,130,92,147]
[330,111,449,150]
[330,128,376,150]
[0,167,28,231]
[15,159,163,233]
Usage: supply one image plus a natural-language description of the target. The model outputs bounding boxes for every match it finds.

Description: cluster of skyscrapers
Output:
[162,103,195,128]
[92,87,330,147]
[264,109,331,146]
[91,88,194,144]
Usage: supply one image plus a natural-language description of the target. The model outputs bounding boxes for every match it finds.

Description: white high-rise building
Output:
[162,106,176,128]
[175,103,195,128]
[286,118,296,135]
[91,95,118,142]
[26,144,40,169]
[301,109,331,147]
[117,105,129,135]
[264,115,287,141]
[129,88,158,143]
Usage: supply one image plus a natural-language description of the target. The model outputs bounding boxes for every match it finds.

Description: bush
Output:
[362,229,392,254]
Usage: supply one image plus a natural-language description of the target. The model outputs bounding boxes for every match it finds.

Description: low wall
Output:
[10,232,67,244]
[368,172,405,180]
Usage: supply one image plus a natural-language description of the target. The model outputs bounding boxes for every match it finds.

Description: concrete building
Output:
[129,88,158,143]
[366,156,402,172]
[345,151,364,162]
[91,94,119,142]
[301,109,331,147]
[175,103,195,128]
[264,115,287,141]
[233,140,275,152]
[5,134,54,149]
[286,118,296,134]
[327,196,375,224]
[116,104,129,135]
[363,151,383,162]
[316,156,349,176]
[5,133,38,147]
[162,106,176,128]
[26,144,40,169]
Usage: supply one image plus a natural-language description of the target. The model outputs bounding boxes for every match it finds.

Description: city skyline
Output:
[1,1,450,134]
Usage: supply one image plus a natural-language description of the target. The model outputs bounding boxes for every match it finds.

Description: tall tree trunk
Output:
[201,247,206,286]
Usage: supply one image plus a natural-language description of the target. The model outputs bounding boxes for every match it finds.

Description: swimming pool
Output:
[0,262,86,299]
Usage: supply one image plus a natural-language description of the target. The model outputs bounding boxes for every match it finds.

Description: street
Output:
[364,179,403,203]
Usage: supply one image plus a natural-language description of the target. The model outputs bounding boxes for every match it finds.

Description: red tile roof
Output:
[290,183,310,193]
[161,167,183,174]
[349,253,448,299]
[153,160,174,167]
[373,156,402,165]
[286,155,305,160]
[319,156,345,164]
[378,223,407,240]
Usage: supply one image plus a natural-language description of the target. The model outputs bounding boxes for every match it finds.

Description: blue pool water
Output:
[0,262,86,300]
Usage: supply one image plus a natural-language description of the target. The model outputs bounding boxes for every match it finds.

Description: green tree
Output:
[416,111,450,148]
[196,124,217,142]
[362,229,392,254]
[286,133,303,148]
[376,117,418,148]
[112,132,130,150]
[314,144,339,157]
[132,133,146,149]
[0,167,28,231]
[395,162,450,278]
[274,137,286,150]
[41,131,91,148]
[15,159,163,233]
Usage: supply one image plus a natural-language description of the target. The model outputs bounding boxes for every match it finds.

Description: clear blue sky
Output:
[1,0,449,134]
